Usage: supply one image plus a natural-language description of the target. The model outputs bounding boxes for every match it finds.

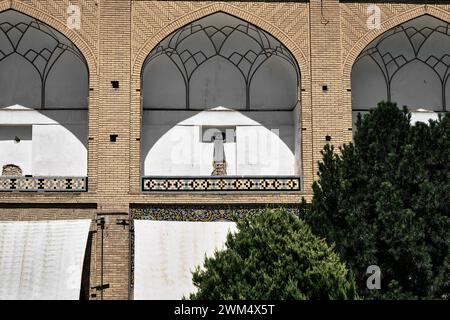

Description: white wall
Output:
[352,110,442,134]
[0,106,87,176]
[409,110,440,124]
[134,220,236,300]
[0,125,32,174]
[142,107,297,176]
[0,220,91,300]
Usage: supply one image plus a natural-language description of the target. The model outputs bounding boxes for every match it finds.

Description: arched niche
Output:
[0,9,88,109]
[250,55,300,110]
[0,10,89,177]
[352,14,450,115]
[351,55,387,110]
[0,54,41,108]
[189,56,246,110]
[142,55,186,109]
[141,12,301,178]
[391,60,442,109]
[142,12,299,111]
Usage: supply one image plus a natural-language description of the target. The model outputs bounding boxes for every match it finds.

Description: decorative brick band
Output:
[131,203,302,221]
[141,176,302,192]
[0,176,88,192]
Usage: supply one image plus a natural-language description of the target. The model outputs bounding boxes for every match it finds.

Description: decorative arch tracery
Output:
[0,9,88,109]
[352,15,450,112]
[142,12,299,111]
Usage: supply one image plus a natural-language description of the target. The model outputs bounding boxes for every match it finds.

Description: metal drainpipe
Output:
[99,217,105,300]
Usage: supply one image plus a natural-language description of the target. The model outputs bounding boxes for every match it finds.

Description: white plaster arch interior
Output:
[0,10,88,176]
[141,12,301,176]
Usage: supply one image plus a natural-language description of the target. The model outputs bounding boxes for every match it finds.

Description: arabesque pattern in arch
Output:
[0,0,99,190]
[129,2,309,193]
[132,2,308,83]
[341,5,450,142]
[141,12,300,110]
[343,5,450,88]
[0,0,98,75]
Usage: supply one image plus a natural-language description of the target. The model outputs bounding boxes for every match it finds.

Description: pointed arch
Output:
[0,9,90,109]
[0,1,97,75]
[344,5,450,88]
[136,7,303,181]
[0,3,94,178]
[133,3,307,84]
[347,7,450,114]
[138,11,301,111]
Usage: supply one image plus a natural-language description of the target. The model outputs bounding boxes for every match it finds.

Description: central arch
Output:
[142,12,299,111]
[137,11,303,183]
[132,4,308,78]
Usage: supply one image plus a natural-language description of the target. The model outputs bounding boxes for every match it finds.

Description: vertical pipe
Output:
[100,225,103,300]
[99,217,105,300]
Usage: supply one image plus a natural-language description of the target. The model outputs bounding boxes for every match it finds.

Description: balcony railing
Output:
[142,176,302,192]
[0,176,88,192]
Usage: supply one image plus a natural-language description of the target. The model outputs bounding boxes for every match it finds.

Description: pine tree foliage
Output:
[189,208,357,300]
[302,101,450,299]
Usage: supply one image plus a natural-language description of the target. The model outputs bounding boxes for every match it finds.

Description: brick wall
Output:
[0,0,446,299]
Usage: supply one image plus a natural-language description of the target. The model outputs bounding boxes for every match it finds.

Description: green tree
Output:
[302,101,450,299]
[189,208,357,300]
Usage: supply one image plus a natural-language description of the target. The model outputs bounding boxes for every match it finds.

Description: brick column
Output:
[97,0,131,196]
[92,210,130,300]
[95,0,132,299]
[309,0,344,177]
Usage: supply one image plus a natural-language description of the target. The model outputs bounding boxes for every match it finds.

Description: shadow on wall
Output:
[352,14,450,113]
[142,12,299,111]
[141,106,300,176]
[0,105,88,176]
[140,12,301,177]
[0,10,89,176]
[0,10,88,110]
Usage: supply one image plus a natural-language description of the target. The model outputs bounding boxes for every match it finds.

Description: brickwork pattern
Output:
[0,0,447,300]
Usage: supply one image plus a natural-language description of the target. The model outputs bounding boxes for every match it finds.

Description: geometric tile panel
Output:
[142,176,302,192]
[0,177,88,192]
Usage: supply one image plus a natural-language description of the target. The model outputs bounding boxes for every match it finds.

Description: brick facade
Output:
[0,0,447,299]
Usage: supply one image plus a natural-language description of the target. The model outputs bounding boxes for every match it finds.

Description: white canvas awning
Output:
[134,220,236,300]
[0,219,91,300]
